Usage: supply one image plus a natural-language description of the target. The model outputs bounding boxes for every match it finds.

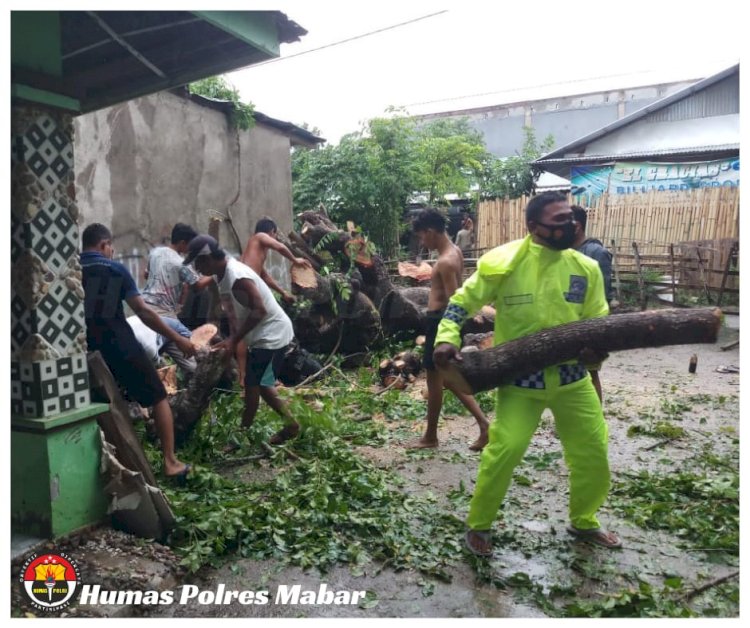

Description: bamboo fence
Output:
[476,187,740,305]
[477,187,739,256]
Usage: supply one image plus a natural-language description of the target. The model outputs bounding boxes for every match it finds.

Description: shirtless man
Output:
[241,218,312,304]
[408,208,490,451]
[234,218,312,389]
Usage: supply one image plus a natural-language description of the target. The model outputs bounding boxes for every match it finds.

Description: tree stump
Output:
[170,347,228,444]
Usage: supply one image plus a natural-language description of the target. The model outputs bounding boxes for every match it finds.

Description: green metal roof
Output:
[11,10,306,113]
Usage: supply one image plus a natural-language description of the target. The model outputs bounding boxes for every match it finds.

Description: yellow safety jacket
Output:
[435,235,609,361]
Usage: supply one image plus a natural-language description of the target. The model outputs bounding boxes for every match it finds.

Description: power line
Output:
[242,10,449,69]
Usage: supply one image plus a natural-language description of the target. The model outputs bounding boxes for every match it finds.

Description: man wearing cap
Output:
[184,235,300,446]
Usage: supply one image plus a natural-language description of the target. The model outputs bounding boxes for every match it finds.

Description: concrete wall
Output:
[73,90,294,290]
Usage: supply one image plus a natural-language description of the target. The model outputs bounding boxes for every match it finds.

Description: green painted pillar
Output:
[11,101,109,538]
[12,405,109,538]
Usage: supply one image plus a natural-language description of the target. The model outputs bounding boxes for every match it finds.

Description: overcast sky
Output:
[225,0,741,144]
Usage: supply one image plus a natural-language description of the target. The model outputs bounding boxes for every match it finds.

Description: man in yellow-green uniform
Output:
[432,191,622,555]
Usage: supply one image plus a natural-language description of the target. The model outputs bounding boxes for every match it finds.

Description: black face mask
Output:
[536,220,576,250]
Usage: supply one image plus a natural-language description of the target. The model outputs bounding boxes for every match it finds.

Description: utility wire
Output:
[243,10,449,69]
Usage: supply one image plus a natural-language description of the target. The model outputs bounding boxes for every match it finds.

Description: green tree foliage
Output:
[188,76,255,130]
[481,126,555,199]
[291,113,488,256]
[414,118,487,204]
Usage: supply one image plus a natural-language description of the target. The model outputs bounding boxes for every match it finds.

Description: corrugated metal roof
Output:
[534,63,739,163]
[535,144,739,165]
[645,74,739,122]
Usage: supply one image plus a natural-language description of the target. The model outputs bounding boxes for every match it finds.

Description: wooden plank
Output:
[611,238,622,302]
[695,247,713,304]
[632,241,646,310]
[717,241,738,307]
[87,351,158,486]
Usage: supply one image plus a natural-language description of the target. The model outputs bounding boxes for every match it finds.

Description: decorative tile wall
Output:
[11,105,89,419]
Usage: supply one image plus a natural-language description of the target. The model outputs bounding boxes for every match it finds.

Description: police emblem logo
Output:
[19,551,81,612]
[564,275,587,303]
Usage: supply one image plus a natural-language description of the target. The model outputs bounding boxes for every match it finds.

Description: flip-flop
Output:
[166,464,192,486]
[465,529,493,557]
[566,525,622,549]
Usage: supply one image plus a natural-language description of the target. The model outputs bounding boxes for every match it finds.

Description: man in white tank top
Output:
[183,235,299,446]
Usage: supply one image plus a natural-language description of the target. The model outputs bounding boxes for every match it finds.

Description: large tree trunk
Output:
[278,232,323,270]
[285,209,497,352]
[441,308,723,394]
[293,283,381,354]
[379,286,430,334]
[170,347,228,445]
[357,254,396,308]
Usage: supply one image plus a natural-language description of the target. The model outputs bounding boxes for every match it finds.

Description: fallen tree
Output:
[440,308,723,394]
[289,207,494,344]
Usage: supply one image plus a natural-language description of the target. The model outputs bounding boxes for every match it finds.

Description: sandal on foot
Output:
[465,529,493,557]
[166,464,192,486]
[566,525,622,549]
[269,423,300,445]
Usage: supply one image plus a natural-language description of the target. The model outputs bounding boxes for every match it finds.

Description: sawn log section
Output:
[440,308,723,394]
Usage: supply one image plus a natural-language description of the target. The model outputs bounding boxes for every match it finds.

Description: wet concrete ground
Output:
[11,327,740,618]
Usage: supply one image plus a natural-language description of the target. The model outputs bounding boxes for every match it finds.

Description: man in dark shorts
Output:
[80,223,196,478]
[183,235,300,447]
[408,209,489,451]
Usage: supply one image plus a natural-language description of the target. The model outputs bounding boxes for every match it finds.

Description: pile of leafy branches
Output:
[152,366,467,578]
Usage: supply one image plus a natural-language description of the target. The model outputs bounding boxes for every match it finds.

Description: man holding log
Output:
[241,217,313,305]
[237,218,313,391]
[81,223,196,480]
[184,235,301,446]
[408,208,490,451]
[432,191,622,555]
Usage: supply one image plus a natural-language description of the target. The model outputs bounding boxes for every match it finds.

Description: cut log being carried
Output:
[169,324,222,444]
[440,308,723,395]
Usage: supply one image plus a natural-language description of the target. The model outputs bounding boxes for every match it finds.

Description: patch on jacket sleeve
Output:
[444,303,468,325]
[564,275,587,303]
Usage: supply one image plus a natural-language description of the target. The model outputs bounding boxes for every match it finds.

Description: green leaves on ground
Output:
[160,366,465,578]
[611,465,739,554]
[563,578,695,618]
